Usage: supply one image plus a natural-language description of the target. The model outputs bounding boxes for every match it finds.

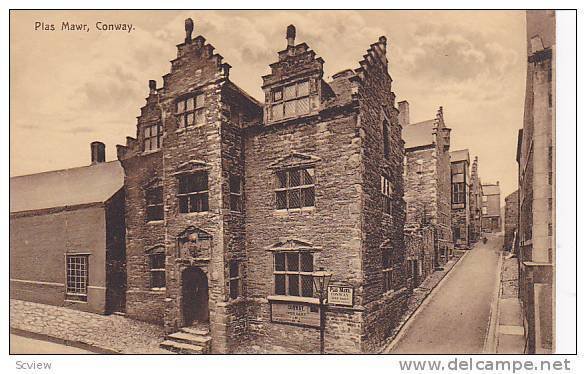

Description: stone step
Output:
[160,340,204,354]
[168,331,212,346]
[181,326,209,336]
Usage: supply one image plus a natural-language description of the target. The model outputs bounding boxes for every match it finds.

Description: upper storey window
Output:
[143,123,162,152]
[176,94,205,128]
[275,167,315,211]
[270,80,310,121]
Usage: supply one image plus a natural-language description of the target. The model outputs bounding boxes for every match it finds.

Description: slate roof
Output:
[482,184,501,196]
[450,149,470,163]
[402,120,436,149]
[10,161,124,213]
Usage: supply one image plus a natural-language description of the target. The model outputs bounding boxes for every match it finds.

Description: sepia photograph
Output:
[6,7,577,365]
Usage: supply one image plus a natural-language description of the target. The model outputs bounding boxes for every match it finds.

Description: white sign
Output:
[327,285,354,306]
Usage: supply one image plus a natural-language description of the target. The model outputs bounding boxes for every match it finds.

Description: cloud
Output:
[393,21,521,102]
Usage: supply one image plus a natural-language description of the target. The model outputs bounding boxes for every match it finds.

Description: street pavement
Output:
[10,334,95,354]
[389,234,503,354]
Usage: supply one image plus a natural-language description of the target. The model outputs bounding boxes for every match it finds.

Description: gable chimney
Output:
[398,100,409,127]
[286,24,296,48]
[91,141,106,165]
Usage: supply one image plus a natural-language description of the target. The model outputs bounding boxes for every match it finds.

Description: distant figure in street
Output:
[482,236,488,244]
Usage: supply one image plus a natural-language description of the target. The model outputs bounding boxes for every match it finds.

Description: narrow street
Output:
[389,234,503,354]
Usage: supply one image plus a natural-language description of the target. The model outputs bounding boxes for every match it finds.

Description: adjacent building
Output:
[481,182,501,233]
[116,20,409,354]
[469,156,484,243]
[450,149,471,248]
[504,190,519,252]
[401,103,453,271]
[10,143,126,315]
[516,10,555,354]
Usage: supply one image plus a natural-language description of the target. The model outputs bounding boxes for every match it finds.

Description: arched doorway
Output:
[182,267,209,326]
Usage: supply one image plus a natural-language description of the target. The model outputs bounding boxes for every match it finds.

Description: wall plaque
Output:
[270,302,320,328]
[327,285,354,307]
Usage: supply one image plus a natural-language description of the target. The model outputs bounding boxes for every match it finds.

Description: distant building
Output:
[401,103,453,270]
[481,182,501,233]
[517,10,555,354]
[10,142,126,314]
[469,156,483,243]
[504,190,519,252]
[450,149,471,247]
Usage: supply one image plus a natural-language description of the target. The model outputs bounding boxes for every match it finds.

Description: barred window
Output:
[382,249,393,292]
[149,253,166,289]
[273,252,314,297]
[145,186,163,221]
[178,172,209,213]
[452,182,466,204]
[381,175,393,215]
[176,94,205,128]
[228,260,242,299]
[383,120,390,160]
[229,174,242,212]
[275,167,315,210]
[270,80,310,121]
[66,255,88,301]
[143,123,162,151]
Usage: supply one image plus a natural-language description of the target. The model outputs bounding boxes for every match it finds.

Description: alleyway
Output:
[389,234,503,354]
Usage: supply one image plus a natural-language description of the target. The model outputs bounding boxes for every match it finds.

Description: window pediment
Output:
[269,152,321,170]
[145,244,165,255]
[143,177,162,190]
[172,159,210,175]
[265,238,321,252]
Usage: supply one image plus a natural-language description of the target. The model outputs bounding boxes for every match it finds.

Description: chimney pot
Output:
[185,18,194,43]
[286,24,296,47]
[91,141,106,165]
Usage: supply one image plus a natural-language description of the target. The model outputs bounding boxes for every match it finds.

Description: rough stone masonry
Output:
[117,19,410,353]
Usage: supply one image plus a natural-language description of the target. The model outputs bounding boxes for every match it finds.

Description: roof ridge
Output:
[11,160,120,179]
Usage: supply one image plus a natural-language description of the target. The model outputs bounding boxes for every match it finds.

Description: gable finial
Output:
[185,18,194,43]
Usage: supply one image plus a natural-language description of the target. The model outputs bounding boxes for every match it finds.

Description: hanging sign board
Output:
[270,302,320,328]
[327,285,354,307]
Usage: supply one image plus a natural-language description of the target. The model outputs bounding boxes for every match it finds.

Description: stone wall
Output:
[504,190,519,251]
[405,226,436,287]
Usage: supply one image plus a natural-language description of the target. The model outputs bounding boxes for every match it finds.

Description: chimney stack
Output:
[185,18,194,43]
[91,141,106,165]
[398,100,410,127]
[149,80,157,95]
[286,24,296,48]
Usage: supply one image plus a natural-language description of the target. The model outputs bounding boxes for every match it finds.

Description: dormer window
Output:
[176,94,205,128]
[270,80,310,121]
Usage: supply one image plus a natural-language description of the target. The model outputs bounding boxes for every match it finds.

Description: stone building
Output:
[401,103,453,269]
[504,190,519,252]
[468,156,484,243]
[516,10,555,354]
[10,143,126,315]
[450,149,471,248]
[481,182,501,233]
[117,20,409,353]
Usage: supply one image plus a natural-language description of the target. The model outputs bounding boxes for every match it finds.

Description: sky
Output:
[10,10,527,202]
